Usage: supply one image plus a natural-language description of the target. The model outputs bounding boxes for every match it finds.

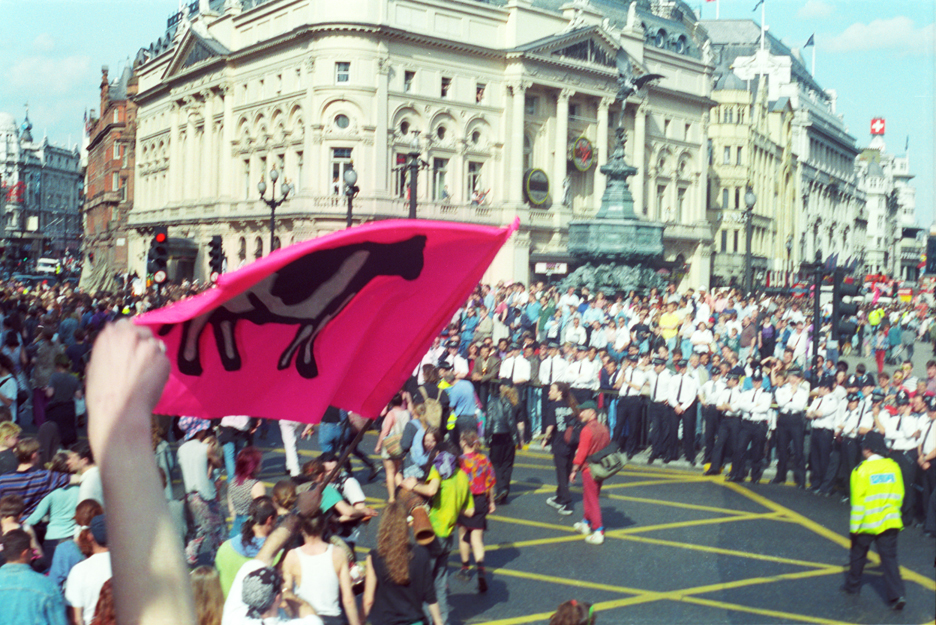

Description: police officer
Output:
[698,366,725,466]
[704,372,743,476]
[646,356,671,464]
[806,379,839,492]
[616,354,646,456]
[668,358,700,465]
[772,367,810,487]
[842,431,906,611]
[734,368,772,483]
[837,391,874,500]
[880,390,921,526]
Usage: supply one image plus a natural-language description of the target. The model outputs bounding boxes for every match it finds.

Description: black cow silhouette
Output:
[160,235,426,379]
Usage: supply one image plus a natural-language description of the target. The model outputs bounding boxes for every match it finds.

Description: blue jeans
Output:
[222,439,246,481]
[526,387,543,435]
[318,422,343,453]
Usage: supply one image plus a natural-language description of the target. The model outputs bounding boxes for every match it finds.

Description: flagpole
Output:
[716,0,720,19]
[761,0,766,51]
[812,44,816,78]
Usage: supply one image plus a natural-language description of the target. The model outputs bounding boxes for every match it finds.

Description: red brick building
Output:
[81,65,137,291]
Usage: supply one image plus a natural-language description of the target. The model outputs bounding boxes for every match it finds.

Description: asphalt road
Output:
[245,425,936,625]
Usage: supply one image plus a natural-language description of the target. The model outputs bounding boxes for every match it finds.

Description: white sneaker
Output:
[585,531,605,545]
[546,496,562,509]
[572,521,591,535]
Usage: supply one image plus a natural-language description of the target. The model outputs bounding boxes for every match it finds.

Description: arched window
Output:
[238,237,246,261]
[254,236,263,259]
[523,135,533,172]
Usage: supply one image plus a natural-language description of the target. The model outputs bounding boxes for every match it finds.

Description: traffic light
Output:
[147,226,169,284]
[208,235,224,282]
[831,268,859,338]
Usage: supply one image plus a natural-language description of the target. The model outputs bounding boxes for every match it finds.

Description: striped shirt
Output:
[0,468,72,520]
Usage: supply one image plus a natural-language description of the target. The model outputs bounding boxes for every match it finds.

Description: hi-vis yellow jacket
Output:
[850,455,904,534]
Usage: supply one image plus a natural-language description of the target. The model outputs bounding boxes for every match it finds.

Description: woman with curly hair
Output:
[362,499,442,625]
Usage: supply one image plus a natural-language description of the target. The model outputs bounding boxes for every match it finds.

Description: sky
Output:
[0,0,933,226]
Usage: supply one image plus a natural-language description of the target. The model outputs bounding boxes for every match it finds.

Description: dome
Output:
[0,112,16,133]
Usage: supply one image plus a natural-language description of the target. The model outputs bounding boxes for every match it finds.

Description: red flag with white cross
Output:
[870,118,885,135]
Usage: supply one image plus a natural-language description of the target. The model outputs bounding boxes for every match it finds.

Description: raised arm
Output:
[86,320,197,625]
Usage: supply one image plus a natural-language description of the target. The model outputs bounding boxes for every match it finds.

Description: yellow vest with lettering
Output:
[849,456,904,534]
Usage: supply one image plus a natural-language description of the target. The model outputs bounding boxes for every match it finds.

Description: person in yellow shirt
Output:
[658,302,682,351]
[842,431,906,611]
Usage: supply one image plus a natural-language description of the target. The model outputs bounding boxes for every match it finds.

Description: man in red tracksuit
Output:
[569,401,610,545]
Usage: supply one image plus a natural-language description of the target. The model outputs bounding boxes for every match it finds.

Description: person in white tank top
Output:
[282,512,361,625]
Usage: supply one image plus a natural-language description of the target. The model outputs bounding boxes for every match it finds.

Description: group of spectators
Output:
[0,273,933,623]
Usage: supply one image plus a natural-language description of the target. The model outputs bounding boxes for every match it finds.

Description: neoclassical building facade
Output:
[128,0,714,286]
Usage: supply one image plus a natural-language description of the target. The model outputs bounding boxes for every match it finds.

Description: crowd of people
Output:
[0,275,932,623]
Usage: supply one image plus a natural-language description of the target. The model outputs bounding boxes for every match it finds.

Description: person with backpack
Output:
[569,401,610,545]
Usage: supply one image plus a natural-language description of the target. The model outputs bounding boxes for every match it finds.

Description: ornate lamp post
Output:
[344,163,359,228]
[258,167,291,252]
[785,235,793,287]
[406,131,429,220]
[744,186,757,294]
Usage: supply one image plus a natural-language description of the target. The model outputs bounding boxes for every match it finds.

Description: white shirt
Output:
[566,358,599,390]
[881,411,921,451]
[699,377,725,405]
[178,438,216,500]
[65,551,112,625]
[741,386,773,423]
[647,369,672,403]
[78,466,105,510]
[774,383,809,414]
[499,356,531,385]
[716,385,742,417]
[222,559,266,625]
[668,371,700,411]
[808,395,839,430]
[618,365,647,398]
[562,323,587,346]
[538,355,568,386]
[919,415,936,456]
[839,404,872,439]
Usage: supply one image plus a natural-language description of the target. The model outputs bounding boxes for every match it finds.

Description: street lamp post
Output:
[744,186,757,295]
[344,164,358,229]
[785,235,793,287]
[407,131,427,220]
[257,167,292,252]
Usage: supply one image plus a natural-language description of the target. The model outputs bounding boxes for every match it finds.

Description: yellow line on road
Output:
[615,533,844,570]
[723,481,936,593]
[611,511,787,535]
[484,534,586,552]
[601,493,756,516]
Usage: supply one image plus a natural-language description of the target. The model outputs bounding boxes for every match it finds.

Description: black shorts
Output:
[458,493,489,531]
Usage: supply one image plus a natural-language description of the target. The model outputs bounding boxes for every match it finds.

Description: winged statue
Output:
[615,48,664,102]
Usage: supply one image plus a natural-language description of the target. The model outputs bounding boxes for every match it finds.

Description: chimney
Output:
[100,65,110,118]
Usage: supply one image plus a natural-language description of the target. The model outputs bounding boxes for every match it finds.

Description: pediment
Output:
[517,26,621,70]
[162,29,229,80]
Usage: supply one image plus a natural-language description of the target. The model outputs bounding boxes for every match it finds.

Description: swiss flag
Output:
[871,118,886,135]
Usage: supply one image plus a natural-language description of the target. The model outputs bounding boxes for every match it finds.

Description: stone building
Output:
[128,0,714,287]
[706,72,796,288]
[1,110,83,269]
[81,65,139,291]
[702,20,866,276]
[855,131,918,280]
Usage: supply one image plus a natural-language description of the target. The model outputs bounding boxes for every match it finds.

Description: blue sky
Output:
[0,0,932,226]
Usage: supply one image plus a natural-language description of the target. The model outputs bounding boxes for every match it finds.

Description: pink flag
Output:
[135,219,518,422]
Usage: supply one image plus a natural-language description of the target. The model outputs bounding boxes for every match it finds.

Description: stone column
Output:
[201,90,215,200]
[220,83,233,200]
[595,96,613,208]
[169,102,181,203]
[375,54,390,194]
[554,88,572,209]
[508,81,529,204]
[185,103,198,201]
[634,102,647,216]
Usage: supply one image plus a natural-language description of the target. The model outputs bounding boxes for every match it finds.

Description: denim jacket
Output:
[0,563,68,625]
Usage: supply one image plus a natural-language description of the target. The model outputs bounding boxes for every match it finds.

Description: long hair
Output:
[191,566,224,625]
[89,579,116,625]
[376,500,412,585]
[271,480,297,512]
[501,384,519,407]
[234,446,263,486]
[549,600,594,625]
[241,496,276,550]
[75,499,105,557]
[555,382,579,417]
